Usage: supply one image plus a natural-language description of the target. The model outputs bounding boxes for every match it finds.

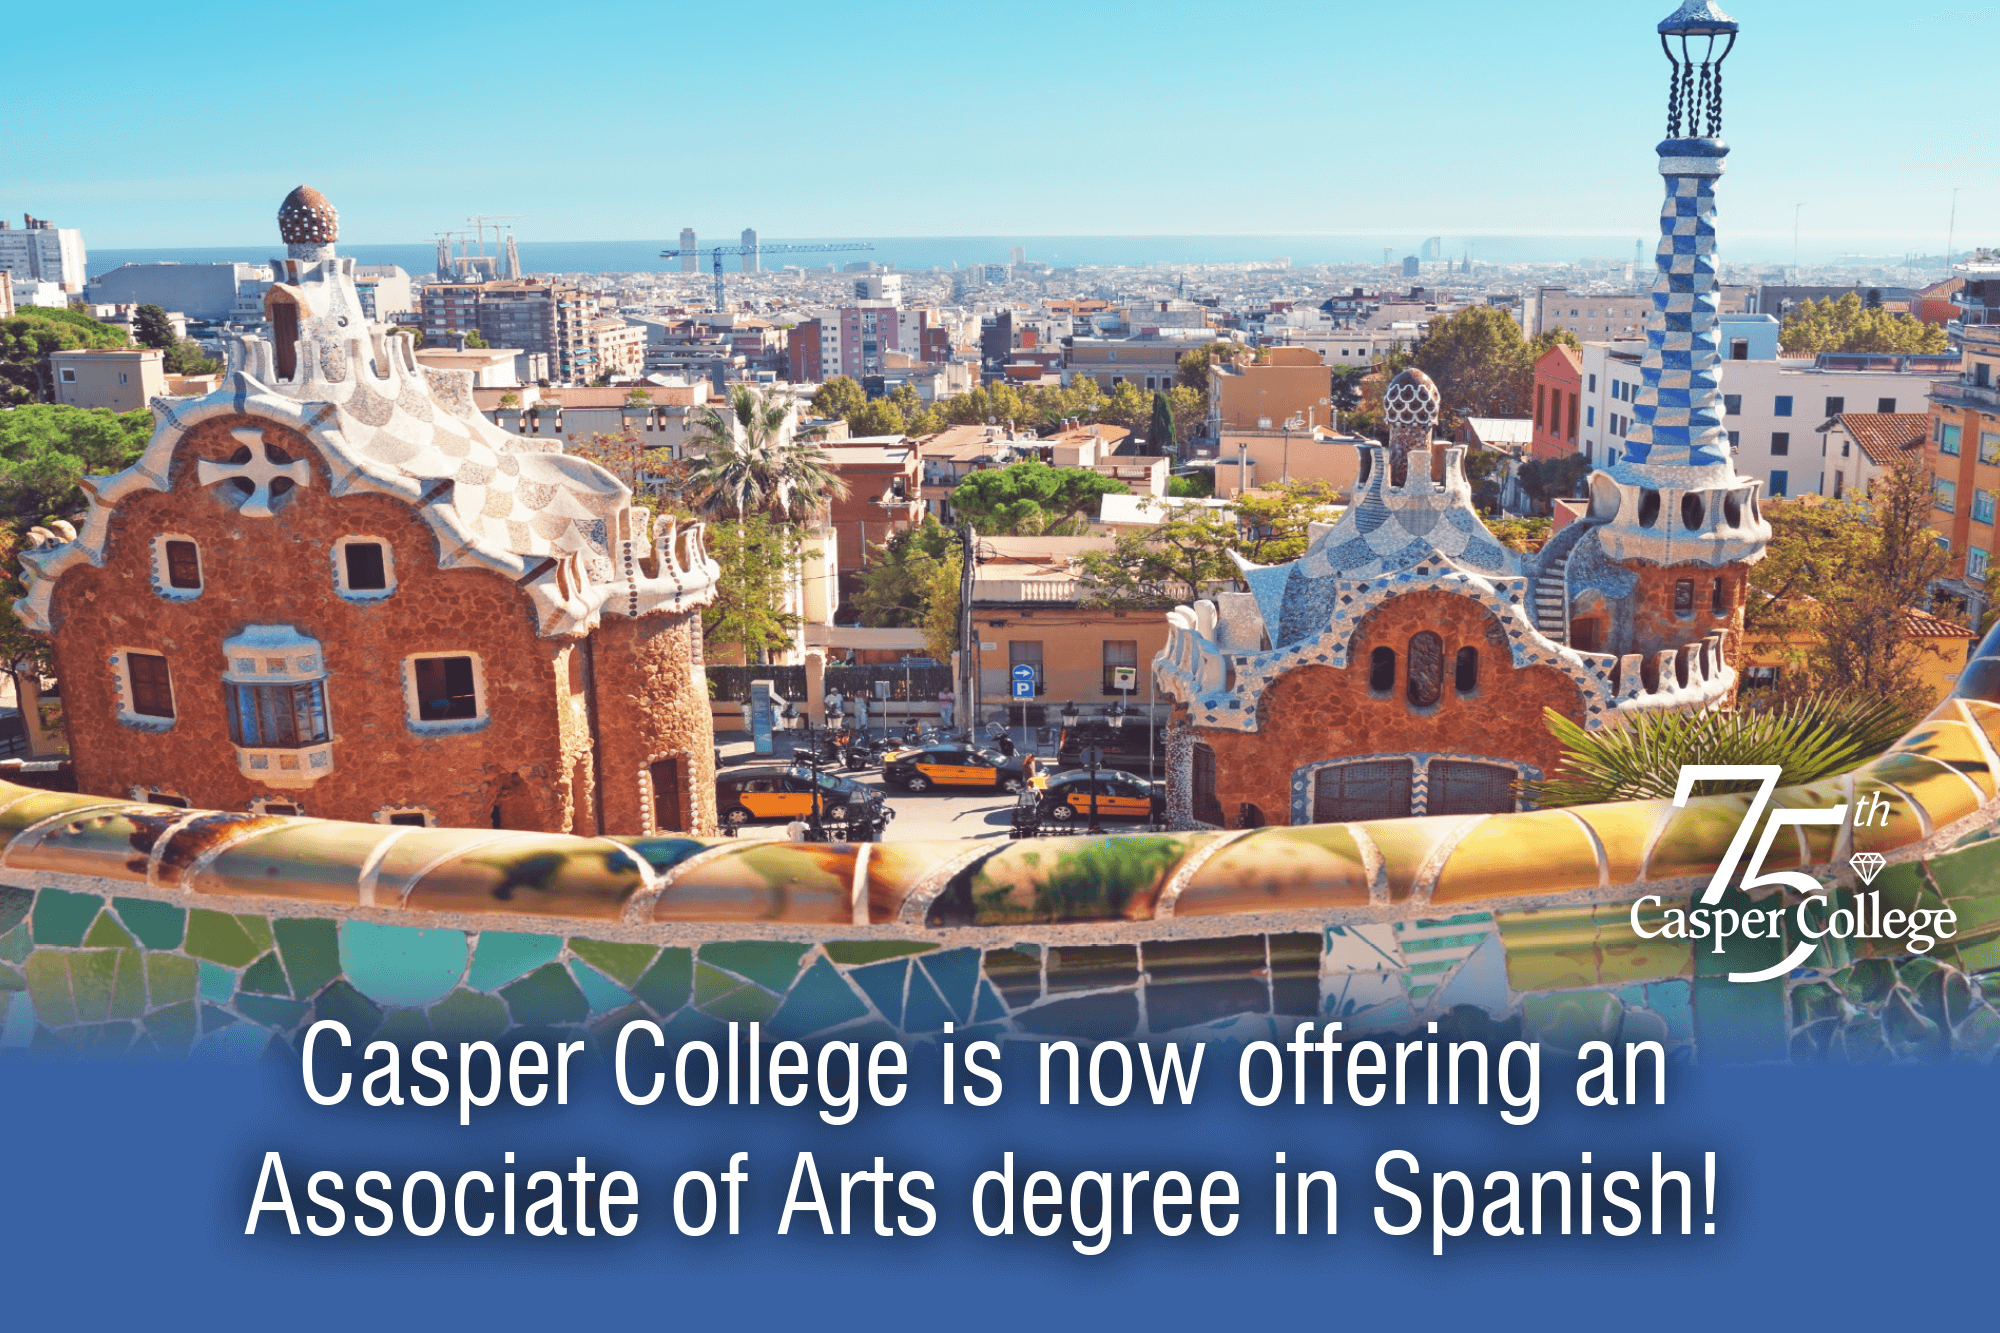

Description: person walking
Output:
[937,687,955,729]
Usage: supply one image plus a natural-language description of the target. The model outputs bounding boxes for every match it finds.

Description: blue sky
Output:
[12,0,1995,259]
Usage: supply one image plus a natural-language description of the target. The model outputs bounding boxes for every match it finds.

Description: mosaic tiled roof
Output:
[276,185,337,244]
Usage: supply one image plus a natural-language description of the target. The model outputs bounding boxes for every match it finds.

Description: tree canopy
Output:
[851,517,957,629]
[1779,293,1951,357]
[1410,306,1580,432]
[132,305,177,350]
[688,385,848,522]
[946,460,1129,535]
[1,307,129,405]
[700,514,808,665]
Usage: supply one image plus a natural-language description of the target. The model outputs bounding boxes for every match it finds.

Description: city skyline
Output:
[12,1,1994,257]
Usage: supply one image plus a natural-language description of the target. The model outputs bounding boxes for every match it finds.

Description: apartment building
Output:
[589,318,647,380]
[0,215,87,293]
[1927,323,2000,590]
[1815,413,1927,501]
[1066,337,1193,392]
[1208,347,1332,435]
[420,279,590,381]
[88,262,273,322]
[1528,286,1650,339]
[49,348,165,411]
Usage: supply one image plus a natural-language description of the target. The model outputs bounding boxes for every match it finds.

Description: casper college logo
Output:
[1627,766,1958,984]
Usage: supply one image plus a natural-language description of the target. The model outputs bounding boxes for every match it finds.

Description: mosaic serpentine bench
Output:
[5,628,2000,1064]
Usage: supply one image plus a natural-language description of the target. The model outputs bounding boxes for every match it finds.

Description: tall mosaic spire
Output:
[1624,1,1738,472]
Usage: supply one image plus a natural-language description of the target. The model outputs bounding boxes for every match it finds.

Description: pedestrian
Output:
[937,687,954,728]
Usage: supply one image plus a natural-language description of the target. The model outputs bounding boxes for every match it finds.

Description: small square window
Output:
[1771,432,1790,456]
[123,651,176,720]
[334,536,396,598]
[1774,395,1793,417]
[408,654,484,726]
[60,368,76,382]
[1724,394,1741,416]
[1877,397,1896,413]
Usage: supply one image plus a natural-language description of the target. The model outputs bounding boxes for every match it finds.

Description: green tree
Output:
[1167,471,1214,499]
[809,376,867,421]
[1780,293,1951,356]
[463,329,490,349]
[1411,305,1558,430]
[852,517,957,628]
[1099,381,1153,439]
[1461,447,1510,513]
[948,460,1129,535]
[688,385,848,522]
[1,307,128,404]
[132,304,177,350]
[847,397,906,437]
[1076,506,1241,609]
[163,338,222,375]
[1147,391,1176,456]
[1515,454,1590,514]
[919,547,964,668]
[1231,479,1345,565]
[701,515,806,664]
[1174,341,1247,393]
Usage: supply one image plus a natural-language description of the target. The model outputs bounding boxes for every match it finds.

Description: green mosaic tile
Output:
[568,960,634,1016]
[692,962,742,1008]
[236,995,309,1030]
[200,1003,238,1033]
[698,981,782,1024]
[240,914,274,955]
[1882,988,1947,1061]
[111,897,185,950]
[1693,973,1789,1065]
[500,963,589,1026]
[185,910,264,967]
[631,948,692,1015]
[428,989,509,1042]
[1954,1004,2000,1059]
[32,889,101,947]
[0,961,21,992]
[24,951,75,1027]
[239,952,290,997]
[339,922,467,1008]
[823,940,939,966]
[374,1010,431,1043]
[1521,990,1624,1054]
[274,918,340,999]
[0,925,28,964]
[67,1021,136,1057]
[1925,836,2000,903]
[659,1005,728,1045]
[768,957,868,1039]
[568,938,657,988]
[588,1001,654,1048]
[145,1001,197,1058]
[145,953,197,1008]
[467,932,563,992]
[311,979,382,1042]
[82,912,134,949]
[0,885,31,938]
[697,942,809,991]
[67,949,143,1023]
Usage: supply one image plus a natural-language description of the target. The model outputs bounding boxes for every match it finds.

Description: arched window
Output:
[1454,646,1479,693]
[1369,646,1396,693]
[1406,632,1443,707]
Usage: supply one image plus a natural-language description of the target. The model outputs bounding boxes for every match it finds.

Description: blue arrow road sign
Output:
[1011,663,1036,681]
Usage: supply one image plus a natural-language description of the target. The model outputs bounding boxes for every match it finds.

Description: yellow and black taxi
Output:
[1034,768,1164,824]
[715,764,887,828]
[881,742,1035,794]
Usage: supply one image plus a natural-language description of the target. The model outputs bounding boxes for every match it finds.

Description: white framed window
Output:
[373,804,438,827]
[1969,547,1990,581]
[60,368,76,382]
[150,533,204,599]
[332,535,396,599]
[223,625,334,788]
[403,652,488,731]
[113,647,178,729]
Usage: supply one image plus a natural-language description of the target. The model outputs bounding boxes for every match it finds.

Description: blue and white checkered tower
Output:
[1589,1,1768,567]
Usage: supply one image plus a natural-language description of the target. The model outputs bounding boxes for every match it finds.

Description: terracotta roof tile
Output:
[1903,607,1975,639]
[1831,412,1929,466]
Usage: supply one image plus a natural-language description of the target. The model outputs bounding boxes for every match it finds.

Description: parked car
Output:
[881,743,1035,794]
[715,764,887,829]
[1033,769,1164,824]
[1055,722,1164,775]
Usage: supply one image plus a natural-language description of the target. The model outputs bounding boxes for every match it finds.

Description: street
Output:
[715,733,1024,842]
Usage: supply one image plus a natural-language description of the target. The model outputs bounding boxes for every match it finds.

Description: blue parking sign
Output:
[1012,679,1034,698]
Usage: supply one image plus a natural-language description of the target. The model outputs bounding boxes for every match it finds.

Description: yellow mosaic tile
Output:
[1,807,178,880]
[1866,752,1985,834]
[1644,793,1756,882]
[1494,905,1598,992]
[1595,900,1694,985]
[1894,719,1997,798]
[1177,825,1371,916]
[864,842,957,924]
[1848,778,1928,856]
[1768,777,1850,867]
[0,791,128,846]
[398,835,644,921]
[654,841,853,924]
[1362,815,1485,903]
[1430,809,1600,904]
[1955,699,2000,757]
[1566,799,1676,884]
[954,834,1191,924]
[187,820,396,904]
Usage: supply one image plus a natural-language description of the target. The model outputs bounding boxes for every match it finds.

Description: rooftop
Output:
[1824,412,1928,465]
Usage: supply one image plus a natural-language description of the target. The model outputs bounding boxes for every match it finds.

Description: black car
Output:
[880,743,1035,794]
[715,764,888,831]
[1033,769,1164,824]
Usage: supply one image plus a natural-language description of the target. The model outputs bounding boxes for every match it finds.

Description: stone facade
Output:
[16,188,721,835]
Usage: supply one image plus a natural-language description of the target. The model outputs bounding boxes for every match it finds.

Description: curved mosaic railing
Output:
[4,626,1998,1061]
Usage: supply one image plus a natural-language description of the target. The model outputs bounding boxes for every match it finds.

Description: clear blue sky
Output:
[12,0,1994,259]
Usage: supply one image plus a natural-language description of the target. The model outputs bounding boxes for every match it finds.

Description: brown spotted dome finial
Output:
[1382,366,1440,460]
[277,185,338,245]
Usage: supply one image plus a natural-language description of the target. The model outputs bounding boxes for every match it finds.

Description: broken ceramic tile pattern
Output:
[3,810,1995,1062]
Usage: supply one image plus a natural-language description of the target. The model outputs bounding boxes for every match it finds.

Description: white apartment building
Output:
[1530,286,1650,340]
[0,217,87,293]
[1572,333,1955,499]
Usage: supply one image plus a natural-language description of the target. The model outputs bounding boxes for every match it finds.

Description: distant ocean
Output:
[86,234,1675,280]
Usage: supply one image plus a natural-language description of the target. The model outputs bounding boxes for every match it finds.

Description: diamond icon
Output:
[1849,852,1886,885]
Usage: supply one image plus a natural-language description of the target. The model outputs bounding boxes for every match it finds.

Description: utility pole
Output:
[957,521,979,742]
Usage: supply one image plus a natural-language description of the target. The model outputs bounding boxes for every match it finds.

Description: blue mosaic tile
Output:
[567,959,634,1017]
[32,889,101,947]
[902,967,956,1034]
[698,942,809,991]
[920,947,982,1023]
[198,961,235,1004]
[849,959,908,1026]
[467,931,563,992]
[768,957,869,1039]
[339,921,467,1008]
[973,980,1010,1023]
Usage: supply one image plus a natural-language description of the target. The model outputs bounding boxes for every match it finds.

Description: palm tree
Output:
[688,386,849,522]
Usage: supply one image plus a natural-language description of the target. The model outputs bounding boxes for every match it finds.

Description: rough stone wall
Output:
[1621,561,1748,662]
[48,412,575,829]
[589,610,718,836]
[1189,589,1585,826]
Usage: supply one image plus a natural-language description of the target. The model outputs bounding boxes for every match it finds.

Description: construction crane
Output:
[658,240,876,309]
